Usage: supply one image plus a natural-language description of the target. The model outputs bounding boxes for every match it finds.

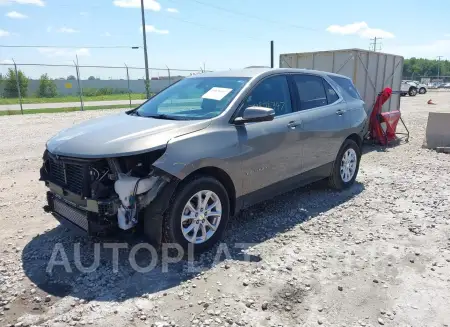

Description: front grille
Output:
[49,159,85,195]
[53,197,89,231]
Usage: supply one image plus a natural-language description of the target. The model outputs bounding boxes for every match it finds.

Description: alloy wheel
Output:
[180,190,222,244]
[340,148,357,183]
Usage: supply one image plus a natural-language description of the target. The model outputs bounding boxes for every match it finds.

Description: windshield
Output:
[135,77,250,120]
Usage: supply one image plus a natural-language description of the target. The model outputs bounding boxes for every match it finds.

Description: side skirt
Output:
[235,162,333,212]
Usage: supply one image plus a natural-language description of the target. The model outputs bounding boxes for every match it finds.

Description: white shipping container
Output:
[279,48,404,114]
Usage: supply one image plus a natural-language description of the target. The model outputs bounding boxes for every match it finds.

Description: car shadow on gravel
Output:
[21,181,364,303]
[362,138,409,154]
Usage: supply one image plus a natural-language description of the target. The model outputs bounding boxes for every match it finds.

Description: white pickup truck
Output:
[404,80,428,94]
[400,81,418,96]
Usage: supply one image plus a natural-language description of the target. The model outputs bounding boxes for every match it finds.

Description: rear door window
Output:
[323,80,340,104]
[292,75,328,110]
[329,75,361,100]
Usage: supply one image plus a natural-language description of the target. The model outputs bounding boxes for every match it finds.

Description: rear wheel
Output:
[408,87,417,96]
[163,176,230,252]
[329,139,361,190]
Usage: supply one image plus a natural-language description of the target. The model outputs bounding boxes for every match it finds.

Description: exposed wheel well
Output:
[183,167,236,216]
[346,133,362,149]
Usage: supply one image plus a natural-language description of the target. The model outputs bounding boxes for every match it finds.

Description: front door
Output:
[235,75,304,195]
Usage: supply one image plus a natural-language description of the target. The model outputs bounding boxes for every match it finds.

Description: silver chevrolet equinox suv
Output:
[40,68,367,252]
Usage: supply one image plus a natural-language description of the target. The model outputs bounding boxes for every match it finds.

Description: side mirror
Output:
[234,106,275,124]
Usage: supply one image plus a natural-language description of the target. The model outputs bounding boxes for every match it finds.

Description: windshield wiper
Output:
[144,114,183,120]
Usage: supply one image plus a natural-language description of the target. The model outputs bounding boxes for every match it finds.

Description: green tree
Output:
[88,76,96,80]
[37,73,58,98]
[67,75,76,80]
[403,58,450,79]
[3,68,29,98]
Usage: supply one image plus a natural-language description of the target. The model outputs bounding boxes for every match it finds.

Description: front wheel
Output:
[163,176,230,252]
[419,87,427,94]
[328,139,361,190]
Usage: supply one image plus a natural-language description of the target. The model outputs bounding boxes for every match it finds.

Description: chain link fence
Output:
[0,62,209,115]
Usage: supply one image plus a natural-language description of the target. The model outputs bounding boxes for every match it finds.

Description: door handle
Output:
[336,109,345,116]
[287,121,301,129]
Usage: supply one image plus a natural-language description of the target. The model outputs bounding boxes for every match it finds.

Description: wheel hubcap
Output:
[340,148,357,183]
[180,190,222,244]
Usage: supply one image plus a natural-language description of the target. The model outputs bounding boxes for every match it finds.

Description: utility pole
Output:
[140,0,150,99]
[270,40,274,68]
[75,54,84,111]
[370,37,382,52]
[11,58,23,115]
[437,56,443,80]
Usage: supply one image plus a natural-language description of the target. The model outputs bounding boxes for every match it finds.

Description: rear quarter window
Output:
[329,76,362,100]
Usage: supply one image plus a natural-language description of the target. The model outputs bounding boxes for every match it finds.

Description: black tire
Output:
[419,87,427,94]
[328,139,361,190]
[163,176,230,253]
[408,87,417,96]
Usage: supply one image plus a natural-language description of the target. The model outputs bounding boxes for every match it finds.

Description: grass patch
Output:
[0,104,130,116]
[0,94,147,105]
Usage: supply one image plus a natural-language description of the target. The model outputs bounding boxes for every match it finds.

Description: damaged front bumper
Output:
[40,151,178,238]
[44,181,120,235]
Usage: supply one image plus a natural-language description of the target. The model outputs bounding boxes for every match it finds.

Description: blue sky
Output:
[1,0,450,79]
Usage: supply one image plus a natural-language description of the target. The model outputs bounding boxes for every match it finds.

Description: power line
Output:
[161,14,266,41]
[176,0,321,32]
[0,45,140,49]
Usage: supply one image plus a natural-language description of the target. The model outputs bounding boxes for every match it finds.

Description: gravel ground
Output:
[0,93,449,327]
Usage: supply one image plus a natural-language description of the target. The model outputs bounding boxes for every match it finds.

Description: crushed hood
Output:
[46,112,211,158]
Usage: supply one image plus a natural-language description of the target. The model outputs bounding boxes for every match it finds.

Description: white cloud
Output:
[141,24,169,34]
[113,0,160,11]
[37,48,90,57]
[46,26,52,32]
[0,29,10,37]
[326,22,395,39]
[6,11,28,18]
[57,27,79,33]
[385,39,450,59]
[0,0,45,6]
[167,7,178,13]
[80,11,89,16]
[0,59,14,64]
[76,48,90,56]
[101,32,111,37]
[445,33,450,37]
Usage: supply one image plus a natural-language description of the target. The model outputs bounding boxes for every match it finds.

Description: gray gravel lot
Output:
[0,93,449,327]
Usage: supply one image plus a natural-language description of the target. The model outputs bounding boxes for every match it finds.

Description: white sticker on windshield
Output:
[201,87,233,101]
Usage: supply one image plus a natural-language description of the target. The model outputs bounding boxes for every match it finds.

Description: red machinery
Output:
[368,87,409,146]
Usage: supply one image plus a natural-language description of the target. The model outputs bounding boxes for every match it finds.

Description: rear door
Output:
[289,74,348,172]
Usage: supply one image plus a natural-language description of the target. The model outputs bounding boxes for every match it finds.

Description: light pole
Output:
[140,0,150,99]
[437,56,443,80]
